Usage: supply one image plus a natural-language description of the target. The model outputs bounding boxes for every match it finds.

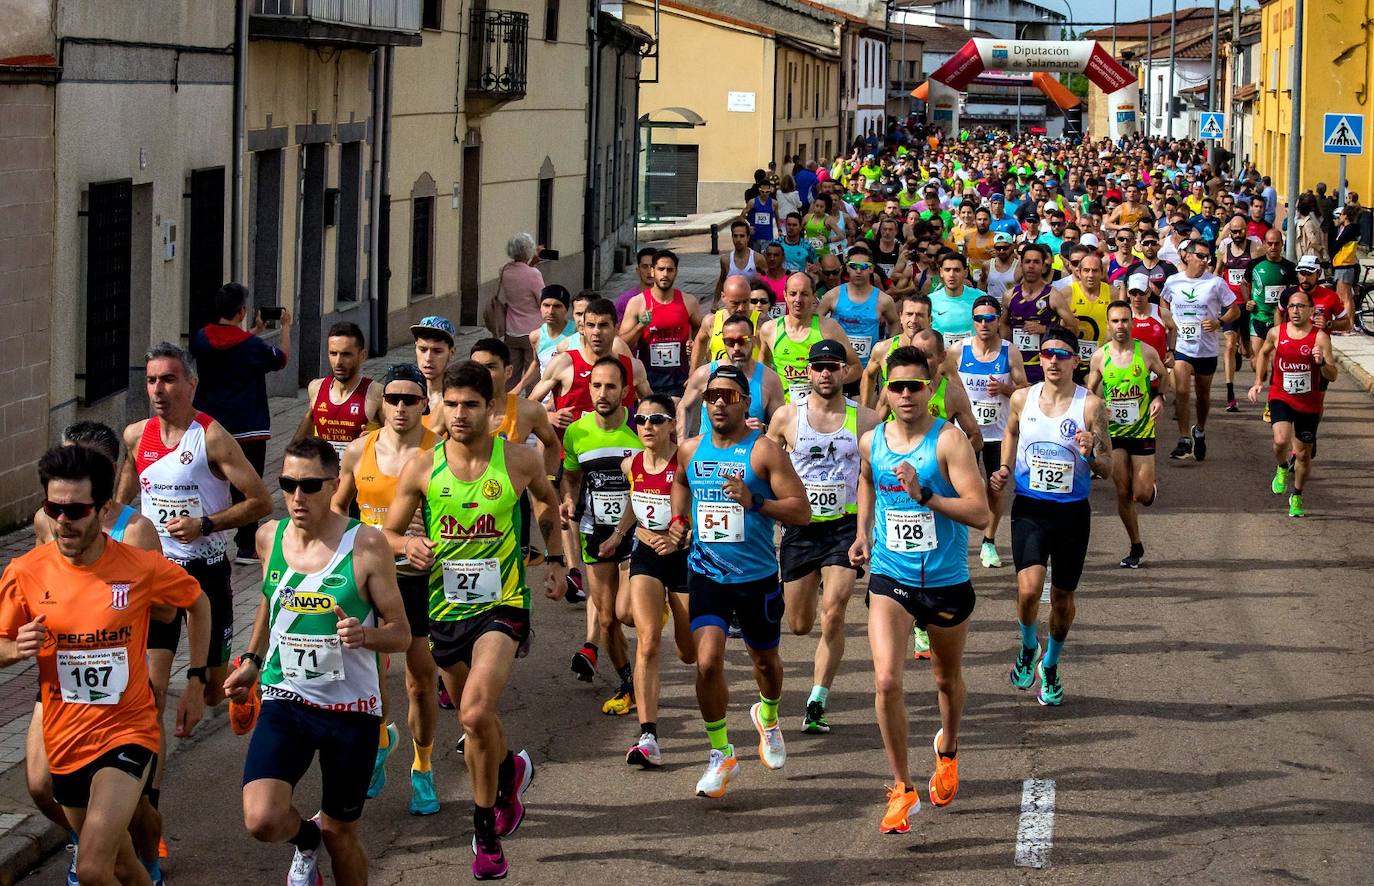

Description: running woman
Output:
[291,321,381,451]
[1086,301,1171,568]
[1249,287,1337,518]
[332,364,442,816]
[849,345,989,833]
[227,438,410,886]
[767,340,879,734]
[383,361,566,880]
[621,249,703,398]
[758,273,858,404]
[991,327,1112,706]
[669,364,810,798]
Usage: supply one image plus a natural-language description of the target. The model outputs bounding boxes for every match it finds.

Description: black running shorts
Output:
[628,539,689,594]
[398,572,430,639]
[867,573,976,630]
[780,514,862,583]
[242,700,379,822]
[147,557,233,667]
[1268,400,1322,444]
[1011,496,1092,592]
[51,744,157,810]
[688,573,783,651]
[428,606,531,670]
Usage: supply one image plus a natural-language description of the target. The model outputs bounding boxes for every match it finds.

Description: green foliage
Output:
[1067,73,1089,99]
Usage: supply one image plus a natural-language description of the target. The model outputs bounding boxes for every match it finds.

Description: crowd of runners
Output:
[0,126,1357,884]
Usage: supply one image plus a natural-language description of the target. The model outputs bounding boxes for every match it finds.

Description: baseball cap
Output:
[807,339,847,364]
[1080,233,1101,249]
[993,231,1015,245]
[1023,211,1040,223]
[1296,254,1321,273]
[411,315,456,346]
[707,362,750,393]
[381,362,427,390]
[990,193,1005,203]
[1126,273,1150,293]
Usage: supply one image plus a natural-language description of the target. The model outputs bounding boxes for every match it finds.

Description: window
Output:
[803,62,809,112]
[544,0,558,41]
[537,176,554,250]
[410,196,434,296]
[81,179,132,405]
[1286,45,1294,91]
[787,62,794,118]
[250,149,282,312]
[1268,48,1278,92]
[423,0,441,29]
[336,141,362,302]
[814,63,820,119]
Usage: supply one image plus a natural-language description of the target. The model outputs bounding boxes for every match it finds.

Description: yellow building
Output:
[1254,0,1374,203]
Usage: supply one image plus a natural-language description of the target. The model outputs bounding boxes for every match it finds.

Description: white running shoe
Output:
[695,747,739,798]
[750,702,787,770]
[980,540,1002,568]
[286,814,323,886]
[626,732,663,768]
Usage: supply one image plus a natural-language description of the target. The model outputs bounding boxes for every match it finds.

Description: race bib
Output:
[804,481,845,518]
[1177,321,1201,342]
[1227,268,1245,286]
[1029,453,1073,495]
[329,439,350,456]
[590,489,628,526]
[885,510,936,553]
[788,381,811,403]
[278,632,345,683]
[441,558,502,604]
[1013,327,1041,351]
[1282,371,1312,395]
[972,399,1002,426]
[942,332,964,350]
[1264,285,1283,305]
[649,341,681,368]
[696,502,744,543]
[56,648,130,705]
[753,212,770,227]
[148,494,203,538]
[1109,397,1142,425]
[808,236,825,250]
[850,336,872,360]
[631,491,671,530]
[1077,339,1098,361]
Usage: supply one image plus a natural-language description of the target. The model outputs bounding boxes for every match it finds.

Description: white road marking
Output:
[1040,568,1052,604]
[1014,777,1056,869]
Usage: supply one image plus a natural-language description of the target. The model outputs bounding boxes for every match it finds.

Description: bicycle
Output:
[1356,264,1374,335]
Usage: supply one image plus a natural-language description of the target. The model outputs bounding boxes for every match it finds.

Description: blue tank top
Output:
[536,318,577,372]
[701,361,765,428]
[687,429,777,582]
[1013,383,1092,502]
[831,284,881,366]
[110,505,136,542]
[749,197,776,243]
[870,418,967,587]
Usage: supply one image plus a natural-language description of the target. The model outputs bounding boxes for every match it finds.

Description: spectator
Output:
[189,281,291,561]
[1330,205,1362,327]
[1260,175,1278,224]
[615,246,657,320]
[1294,195,1328,266]
[489,232,545,385]
[776,173,802,221]
[795,161,819,205]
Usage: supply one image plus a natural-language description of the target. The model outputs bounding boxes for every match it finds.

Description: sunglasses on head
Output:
[887,378,934,395]
[1039,347,1075,362]
[634,412,673,427]
[42,500,97,521]
[973,313,999,324]
[702,388,744,405]
[383,392,425,407]
[279,476,332,495]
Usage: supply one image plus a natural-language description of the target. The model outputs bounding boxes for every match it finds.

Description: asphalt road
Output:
[27,371,1374,885]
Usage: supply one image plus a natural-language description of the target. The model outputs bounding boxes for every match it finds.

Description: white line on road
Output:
[1014,778,1056,869]
[1040,568,1052,604]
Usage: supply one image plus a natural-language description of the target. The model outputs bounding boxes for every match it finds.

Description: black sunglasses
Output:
[279,476,332,495]
[887,378,934,395]
[42,500,97,521]
[383,393,425,407]
[634,412,672,427]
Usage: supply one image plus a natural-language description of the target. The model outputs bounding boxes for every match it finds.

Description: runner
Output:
[758,273,858,405]
[560,358,643,716]
[990,326,1113,706]
[669,363,810,798]
[1118,230,1178,303]
[1249,287,1337,518]
[1160,241,1240,461]
[1068,252,1112,382]
[766,340,879,734]
[411,316,458,435]
[819,242,899,386]
[927,252,987,351]
[744,180,780,252]
[690,275,760,371]
[226,437,410,886]
[515,284,578,395]
[1241,229,1298,388]
[848,344,989,832]
[950,296,1028,569]
[332,364,442,816]
[716,219,765,295]
[679,313,785,436]
[1,444,210,886]
[620,249,704,398]
[1288,255,1353,335]
[1086,301,1171,568]
[291,321,381,451]
[861,293,931,409]
[1125,273,1177,394]
[1001,243,1078,385]
[981,232,1020,302]
[383,361,566,880]
[1216,218,1262,411]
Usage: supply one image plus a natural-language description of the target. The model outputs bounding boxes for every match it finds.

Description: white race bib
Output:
[649,341,681,368]
[788,381,811,403]
[695,502,744,543]
[804,481,845,518]
[1264,285,1283,305]
[1177,321,1201,342]
[441,558,502,604]
[1109,397,1142,425]
[753,211,770,227]
[885,510,936,552]
[329,439,350,456]
[972,399,1003,426]
[1227,268,1245,286]
[808,237,825,250]
[850,336,872,359]
[1029,453,1073,494]
[278,632,345,683]
[1013,327,1041,351]
[1282,371,1312,395]
[942,332,964,350]
[631,491,671,530]
[1077,339,1098,361]
[57,648,130,705]
[590,490,628,526]
[149,494,202,538]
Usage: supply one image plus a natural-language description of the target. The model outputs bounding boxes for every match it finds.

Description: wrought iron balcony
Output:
[252,0,422,46]
[467,7,528,104]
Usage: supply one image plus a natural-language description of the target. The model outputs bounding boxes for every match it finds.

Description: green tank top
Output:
[1247,259,1288,322]
[930,376,949,419]
[773,315,824,403]
[803,216,830,254]
[1102,340,1153,438]
[424,441,528,622]
[260,519,381,716]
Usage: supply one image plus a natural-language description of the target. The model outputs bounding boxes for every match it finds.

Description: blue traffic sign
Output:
[1323,114,1364,155]
[1199,112,1225,140]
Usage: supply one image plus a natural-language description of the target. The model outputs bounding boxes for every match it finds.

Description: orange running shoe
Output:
[928,729,958,807]
[158,837,168,859]
[879,783,920,834]
[228,656,261,736]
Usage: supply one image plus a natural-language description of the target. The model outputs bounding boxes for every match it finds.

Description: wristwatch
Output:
[186,666,208,684]
[240,652,264,670]
[199,515,215,537]
[918,485,934,506]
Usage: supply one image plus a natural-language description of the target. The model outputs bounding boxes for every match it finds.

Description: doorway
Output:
[460,142,481,327]
[298,142,328,387]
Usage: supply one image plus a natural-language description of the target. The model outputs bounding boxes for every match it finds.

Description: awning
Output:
[638,107,706,128]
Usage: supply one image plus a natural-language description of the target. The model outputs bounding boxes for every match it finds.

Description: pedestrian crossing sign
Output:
[1323,114,1364,155]
[1199,112,1224,140]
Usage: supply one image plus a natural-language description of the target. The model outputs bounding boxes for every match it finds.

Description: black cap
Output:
[707,362,750,394]
[381,363,426,391]
[808,339,847,363]
[540,283,571,307]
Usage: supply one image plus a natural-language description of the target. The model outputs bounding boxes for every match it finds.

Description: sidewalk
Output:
[636,209,739,243]
[0,327,488,881]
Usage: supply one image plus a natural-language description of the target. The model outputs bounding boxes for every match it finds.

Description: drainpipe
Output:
[368,46,386,354]
[584,0,602,288]
[231,0,248,281]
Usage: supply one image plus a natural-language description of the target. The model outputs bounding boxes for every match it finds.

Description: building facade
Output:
[775,37,841,168]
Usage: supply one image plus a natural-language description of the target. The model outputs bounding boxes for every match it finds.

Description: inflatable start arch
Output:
[916,39,1140,139]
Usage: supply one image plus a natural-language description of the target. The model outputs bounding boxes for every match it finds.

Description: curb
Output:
[1332,344,1374,396]
[0,814,65,886]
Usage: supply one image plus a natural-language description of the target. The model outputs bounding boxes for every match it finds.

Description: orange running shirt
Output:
[0,540,201,774]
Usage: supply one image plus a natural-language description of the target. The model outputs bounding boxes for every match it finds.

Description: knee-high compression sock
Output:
[1044,636,1064,668]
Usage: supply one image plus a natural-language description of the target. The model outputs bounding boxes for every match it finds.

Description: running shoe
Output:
[626,732,663,768]
[1271,464,1289,495]
[979,540,1002,568]
[912,625,931,660]
[750,701,787,770]
[471,832,508,881]
[456,733,466,756]
[1191,425,1207,461]
[438,677,455,710]
[409,769,440,816]
[158,837,168,859]
[286,815,322,886]
[802,700,831,735]
[879,783,920,834]
[228,657,260,735]
[1119,542,1144,569]
[564,567,586,604]
[1168,437,1192,460]
[1225,398,1239,413]
[367,722,399,799]
[727,616,743,639]
[1288,494,1306,518]
[1263,405,1272,423]
[928,729,959,807]
[494,750,533,837]
[571,644,598,682]
[601,687,634,716]
[66,847,77,886]
[695,748,739,798]
[1010,645,1037,690]
[1037,662,1063,706]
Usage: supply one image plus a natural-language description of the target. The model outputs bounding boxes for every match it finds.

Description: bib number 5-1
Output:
[696,502,744,542]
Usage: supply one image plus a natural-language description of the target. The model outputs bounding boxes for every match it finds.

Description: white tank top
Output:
[986,258,1019,302]
[727,249,757,281]
[958,340,1013,442]
[1013,383,1092,502]
[135,414,234,563]
[790,402,860,520]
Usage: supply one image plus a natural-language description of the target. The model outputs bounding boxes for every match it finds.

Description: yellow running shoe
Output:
[879,783,920,834]
[928,729,958,807]
[601,688,634,716]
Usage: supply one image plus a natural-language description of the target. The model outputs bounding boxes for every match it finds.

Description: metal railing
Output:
[467,7,529,99]
[253,0,421,32]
